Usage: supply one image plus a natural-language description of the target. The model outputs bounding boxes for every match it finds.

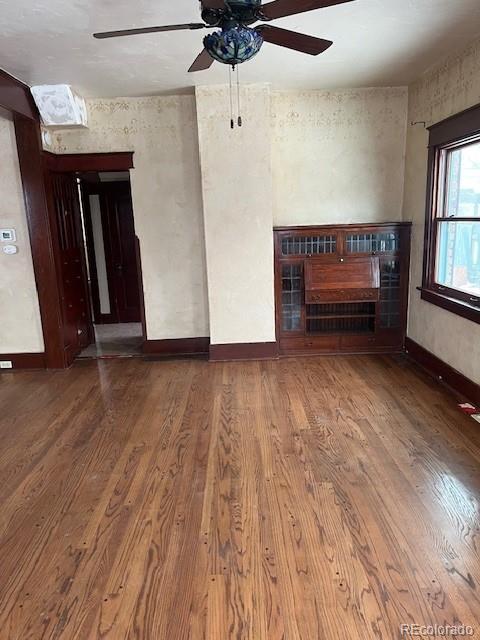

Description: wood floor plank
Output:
[0,355,479,639]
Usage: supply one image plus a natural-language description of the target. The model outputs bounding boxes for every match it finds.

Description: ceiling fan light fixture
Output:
[204,26,263,66]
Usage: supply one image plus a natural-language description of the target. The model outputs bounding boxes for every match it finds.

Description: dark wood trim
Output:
[0,69,37,120]
[419,288,480,324]
[421,109,480,322]
[0,353,46,370]
[400,225,412,342]
[44,152,134,172]
[428,101,480,147]
[274,222,412,233]
[405,337,480,406]
[209,342,279,362]
[14,115,67,369]
[19,148,136,369]
[143,338,210,358]
[421,145,437,289]
[135,237,147,347]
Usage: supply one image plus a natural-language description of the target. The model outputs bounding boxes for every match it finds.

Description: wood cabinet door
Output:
[304,256,380,302]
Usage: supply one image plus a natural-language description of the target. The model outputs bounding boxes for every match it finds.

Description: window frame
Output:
[421,103,480,325]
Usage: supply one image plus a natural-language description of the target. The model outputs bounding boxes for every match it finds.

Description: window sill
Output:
[418,287,480,325]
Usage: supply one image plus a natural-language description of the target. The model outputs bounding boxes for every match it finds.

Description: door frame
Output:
[22,142,141,367]
[42,153,142,367]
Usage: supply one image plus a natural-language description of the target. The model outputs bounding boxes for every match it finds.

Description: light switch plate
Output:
[0,229,16,242]
[0,361,13,369]
[3,245,18,255]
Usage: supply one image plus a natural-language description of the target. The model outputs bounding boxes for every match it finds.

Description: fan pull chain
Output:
[227,64,243,129]
[236,64,242,127]
[229,65,234,129]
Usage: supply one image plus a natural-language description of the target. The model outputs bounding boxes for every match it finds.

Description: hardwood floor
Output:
[0,355,479,639]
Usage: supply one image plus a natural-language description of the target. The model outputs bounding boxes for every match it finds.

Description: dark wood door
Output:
[50,172,93,364]
[82,181,141,324]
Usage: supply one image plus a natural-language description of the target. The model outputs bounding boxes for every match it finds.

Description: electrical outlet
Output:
[0,361,13,369]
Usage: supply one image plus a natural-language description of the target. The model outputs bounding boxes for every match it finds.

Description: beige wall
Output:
[50,96,210,341]
[195,84,276,345]
[272,88,408,226]
[0,110,44,354]
[403,38,480,384]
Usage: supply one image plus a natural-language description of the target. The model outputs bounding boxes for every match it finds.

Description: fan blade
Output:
[93,23,207,39]
[188,49,215,72]
[260,0,355,20]
[201,0,226,8]
[256,25,332,56]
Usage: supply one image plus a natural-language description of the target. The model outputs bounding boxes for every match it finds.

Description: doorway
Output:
[76,172,144,359]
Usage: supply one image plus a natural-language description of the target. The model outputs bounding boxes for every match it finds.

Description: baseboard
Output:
[405,337,480,406]
[0,353,47,371]
[209,342,279,362]
[143,339,278,362]
[143,337,210,358]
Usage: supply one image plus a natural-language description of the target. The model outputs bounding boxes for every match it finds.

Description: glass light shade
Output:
[204,26,263,65]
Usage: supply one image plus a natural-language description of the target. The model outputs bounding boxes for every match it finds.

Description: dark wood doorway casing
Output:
[42,153,140,367]
[19,131,138,366]
[44,152,135,173]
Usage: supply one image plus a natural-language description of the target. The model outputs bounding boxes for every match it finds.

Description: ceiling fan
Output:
[93,0,356,73]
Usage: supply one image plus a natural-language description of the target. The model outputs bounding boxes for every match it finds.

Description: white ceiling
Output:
[1,0,480,97]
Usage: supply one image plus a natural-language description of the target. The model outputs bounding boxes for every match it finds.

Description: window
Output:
[422,104,480,324]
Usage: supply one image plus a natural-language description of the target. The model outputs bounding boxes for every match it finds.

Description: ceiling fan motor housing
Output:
[201,0,264,27]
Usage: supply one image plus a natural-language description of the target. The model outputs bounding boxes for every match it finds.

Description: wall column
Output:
[195,84,277,360]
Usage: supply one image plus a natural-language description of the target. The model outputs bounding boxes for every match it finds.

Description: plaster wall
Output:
[195,84,276,345]
[271,88,408,226]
